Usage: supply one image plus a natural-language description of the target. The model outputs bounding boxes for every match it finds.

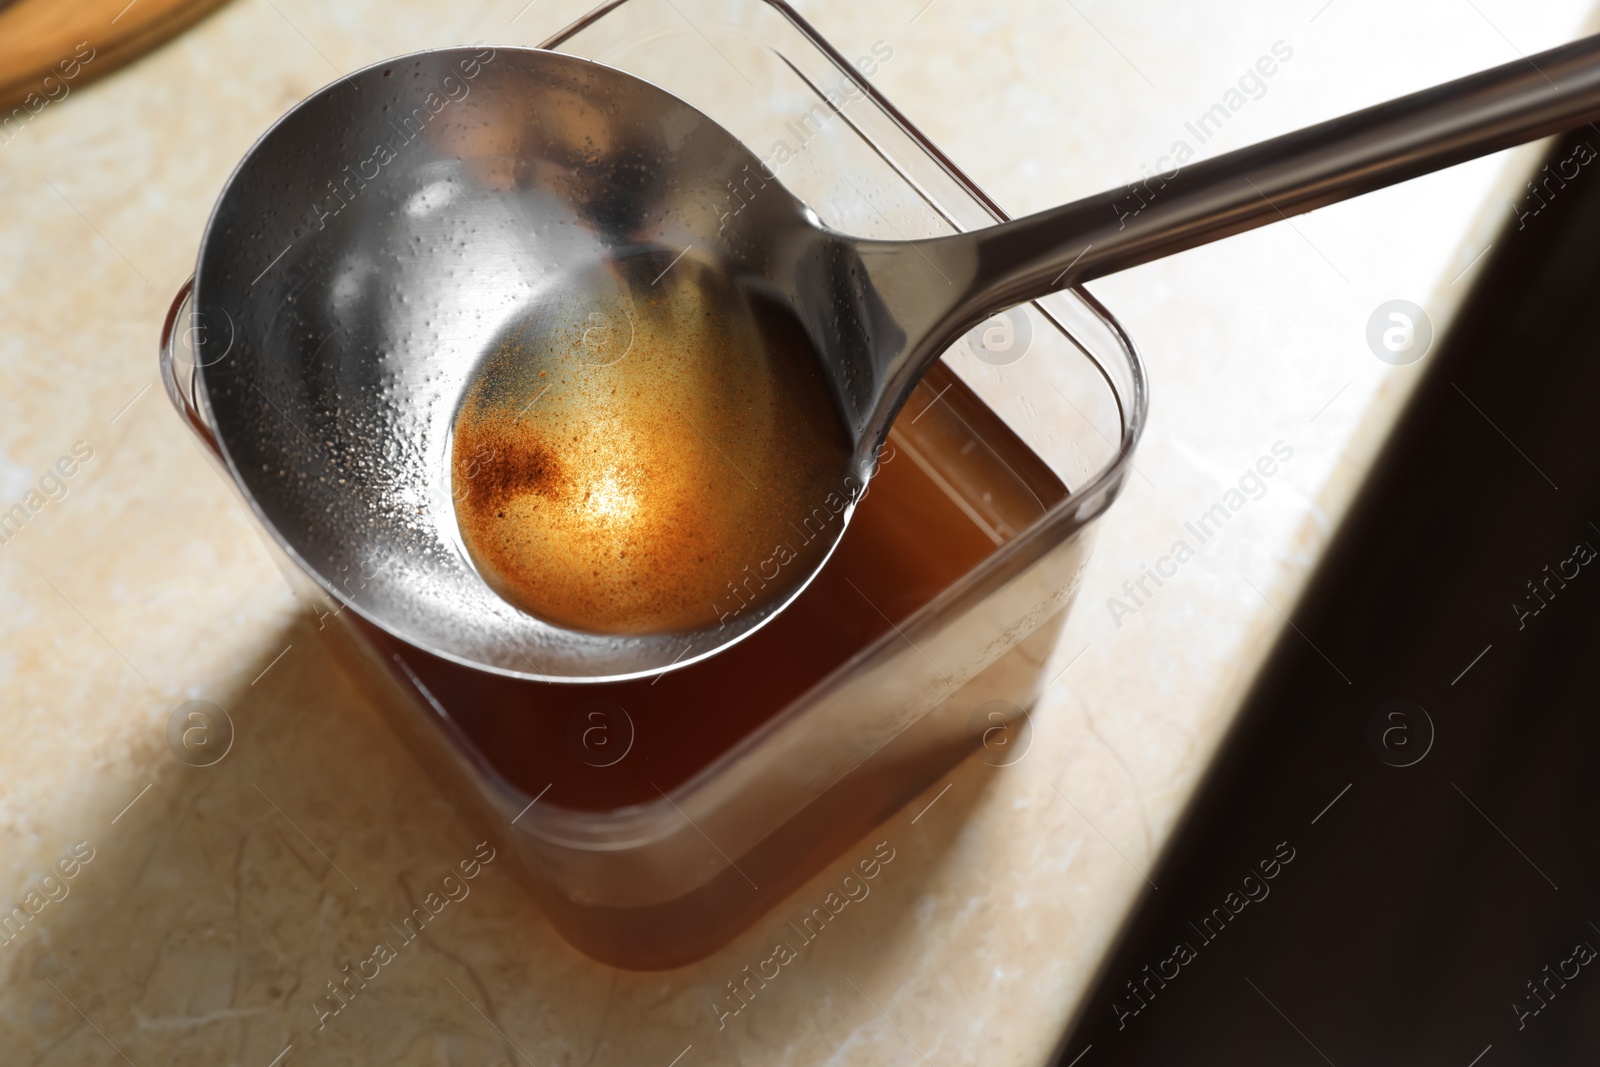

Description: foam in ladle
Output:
[450,249,854,635]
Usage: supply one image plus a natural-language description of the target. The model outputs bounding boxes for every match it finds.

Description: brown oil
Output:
[373,364,1068,812]
[450,250,854,635]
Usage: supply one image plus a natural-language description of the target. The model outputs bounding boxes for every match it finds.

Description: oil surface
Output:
[450,250,854,634]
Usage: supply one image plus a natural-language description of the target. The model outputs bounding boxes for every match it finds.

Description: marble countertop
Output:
[2,0,1594,1064]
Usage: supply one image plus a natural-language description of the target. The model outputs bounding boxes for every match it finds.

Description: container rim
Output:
[177,1,1150,846]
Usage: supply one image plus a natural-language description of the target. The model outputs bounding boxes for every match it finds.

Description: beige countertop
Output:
[2,0,1594,1064]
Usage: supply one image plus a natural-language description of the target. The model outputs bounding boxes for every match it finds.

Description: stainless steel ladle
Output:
[168,36,1600,682]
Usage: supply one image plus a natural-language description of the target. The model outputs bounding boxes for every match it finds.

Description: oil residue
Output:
[451,250,854,635]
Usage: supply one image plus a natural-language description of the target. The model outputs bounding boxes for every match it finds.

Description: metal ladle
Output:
[172,36,1600,681]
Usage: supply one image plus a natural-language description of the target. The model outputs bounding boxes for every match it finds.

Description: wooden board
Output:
[0,0,230,117]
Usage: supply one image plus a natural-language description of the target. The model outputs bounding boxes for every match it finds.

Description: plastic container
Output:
[160,0,1146,970]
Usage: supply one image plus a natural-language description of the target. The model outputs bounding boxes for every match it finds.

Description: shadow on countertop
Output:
[4,603,1005,1066]
[1054,129,1600,1065]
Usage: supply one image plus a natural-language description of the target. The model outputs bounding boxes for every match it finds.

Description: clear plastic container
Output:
[160,0,1146,970]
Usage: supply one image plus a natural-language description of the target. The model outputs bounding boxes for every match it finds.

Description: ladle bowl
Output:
[162,37,1600,681]
[171,46,855,681]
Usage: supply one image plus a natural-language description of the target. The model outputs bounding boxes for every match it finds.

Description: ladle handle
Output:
[942,32,1600,311]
